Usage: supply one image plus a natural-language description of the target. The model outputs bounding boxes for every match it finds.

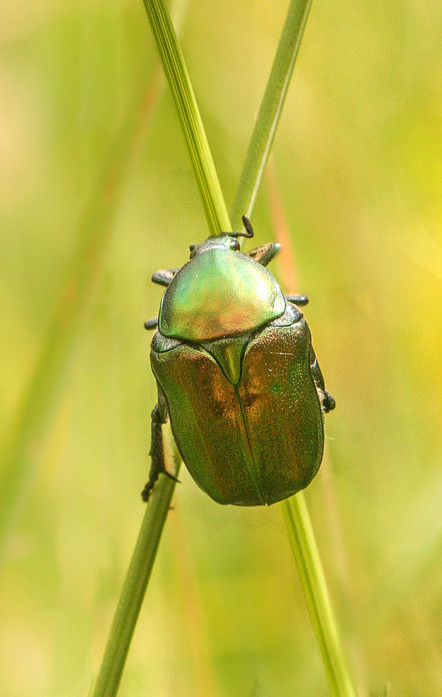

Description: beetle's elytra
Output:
[143,216,335,506]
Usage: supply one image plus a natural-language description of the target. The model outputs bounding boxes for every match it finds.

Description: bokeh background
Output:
[1,1,441,696]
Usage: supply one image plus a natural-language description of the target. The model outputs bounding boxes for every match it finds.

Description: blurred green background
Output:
[1,1,441,696]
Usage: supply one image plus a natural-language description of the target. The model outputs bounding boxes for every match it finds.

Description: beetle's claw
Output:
[141,470,180,503]
[141,482,154,502]
[323,392,336,413]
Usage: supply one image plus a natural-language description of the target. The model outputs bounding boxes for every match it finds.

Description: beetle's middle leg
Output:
[286,294,309,307]
[309,346,336,413]
[141,392,179,502]
[151,268,179,287]
[144,317,158,330]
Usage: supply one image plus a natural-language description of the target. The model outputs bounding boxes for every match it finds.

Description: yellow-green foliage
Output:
[0,1,440,696]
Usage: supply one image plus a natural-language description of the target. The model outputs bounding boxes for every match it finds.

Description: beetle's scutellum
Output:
[143,216,335,506]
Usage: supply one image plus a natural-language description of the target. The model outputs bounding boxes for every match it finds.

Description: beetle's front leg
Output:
[309,346,336,413]
[247,242,281,267]
[141,390,179,502]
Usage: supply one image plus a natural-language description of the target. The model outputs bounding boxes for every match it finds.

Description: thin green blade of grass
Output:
[90,433,181,697]
[0,62,164,560]
[142,0,231,235]
[230,0,312,229]
[283,495,357,697]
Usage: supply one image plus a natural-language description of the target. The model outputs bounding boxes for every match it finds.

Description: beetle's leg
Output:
[247,242,281,267]
[141,391,179,502]
[286,294,309,307]
[144,318,158,330]
[309,346,336,413]
[152,268,179,287]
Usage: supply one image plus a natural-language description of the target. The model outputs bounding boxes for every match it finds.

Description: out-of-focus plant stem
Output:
[0,60,164,561]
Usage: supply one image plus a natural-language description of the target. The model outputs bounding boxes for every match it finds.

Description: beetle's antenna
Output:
[228,214,254,239]
[241,215,254,238]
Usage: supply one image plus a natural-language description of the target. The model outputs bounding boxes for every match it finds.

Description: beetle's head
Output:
[189,234,239,258]
[189,214,254,259]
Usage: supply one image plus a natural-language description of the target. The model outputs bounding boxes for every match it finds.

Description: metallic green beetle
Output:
[142,216,335,506]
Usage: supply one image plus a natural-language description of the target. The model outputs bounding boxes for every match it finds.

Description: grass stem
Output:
[0,61,163,561]
[91,456,180,697]
[230,0,312,228]
[142,0,231,234]
[284,495,357,697]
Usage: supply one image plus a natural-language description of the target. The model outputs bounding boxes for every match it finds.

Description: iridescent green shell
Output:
[158,248,286,341]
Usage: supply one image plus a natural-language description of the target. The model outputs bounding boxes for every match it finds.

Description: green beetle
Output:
[142,216,335,506]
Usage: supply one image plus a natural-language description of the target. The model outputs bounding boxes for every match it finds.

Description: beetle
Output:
[142,215,335,506]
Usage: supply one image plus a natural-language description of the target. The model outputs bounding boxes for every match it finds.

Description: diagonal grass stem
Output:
[142,0,231,235]
[230,0,312,228]
[284,495,357,697]
[91,440,181,697]
[0,65,163,560]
